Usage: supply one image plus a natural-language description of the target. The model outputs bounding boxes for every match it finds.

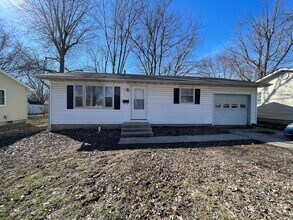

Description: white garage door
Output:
[214,94,249,125]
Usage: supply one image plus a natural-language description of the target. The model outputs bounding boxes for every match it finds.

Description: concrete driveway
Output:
[229,127,293,151]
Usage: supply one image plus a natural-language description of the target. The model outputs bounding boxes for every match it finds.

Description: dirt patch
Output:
[0,116,48,149]
[153,126,228,136]
[0,123,292,219]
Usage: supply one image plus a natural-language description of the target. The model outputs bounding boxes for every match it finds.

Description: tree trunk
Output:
[59,55,65,73]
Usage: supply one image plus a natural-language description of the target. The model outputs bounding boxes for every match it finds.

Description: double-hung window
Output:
[0,89,5,106]
[180,88,194,103]
[86,86,104,107]
[75,85,83,107]
[105,86,113,107]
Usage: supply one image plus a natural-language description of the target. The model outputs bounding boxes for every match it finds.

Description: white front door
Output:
[132,87,147,119]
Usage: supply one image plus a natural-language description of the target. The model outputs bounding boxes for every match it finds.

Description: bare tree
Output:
[27,75,49,104]
[131,0,201,76]
[22,0,92,73]
[197,54,237,79]
[197,51,257,80]
[0,21,24,74]
[229,0,293,80]
[90,0,144,74]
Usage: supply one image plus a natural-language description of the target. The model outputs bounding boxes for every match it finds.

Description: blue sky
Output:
[0,0,292,59]
[172,0,293,57]
[172,0,261,57]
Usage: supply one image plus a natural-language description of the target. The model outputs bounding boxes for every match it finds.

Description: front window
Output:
[105,86,113,107]
[86,86,104,107]
[0,89,5,106]
[180,88,193,103]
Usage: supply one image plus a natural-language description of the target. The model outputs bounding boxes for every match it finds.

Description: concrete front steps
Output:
[121,122,154,137]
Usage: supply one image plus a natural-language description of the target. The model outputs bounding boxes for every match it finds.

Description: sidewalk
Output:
[118,133,250,145]
[229,127,293,151]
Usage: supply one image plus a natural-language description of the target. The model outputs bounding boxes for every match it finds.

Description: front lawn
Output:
[0,121,292,219]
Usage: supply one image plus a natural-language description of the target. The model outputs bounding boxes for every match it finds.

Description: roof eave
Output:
[1,69,31,90]
[256,68,293,82]
[36,75,268,87]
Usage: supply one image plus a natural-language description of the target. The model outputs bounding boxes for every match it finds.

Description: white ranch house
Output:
[37,73,268,131]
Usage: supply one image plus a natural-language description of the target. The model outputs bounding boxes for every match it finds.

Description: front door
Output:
[132,87,147,119]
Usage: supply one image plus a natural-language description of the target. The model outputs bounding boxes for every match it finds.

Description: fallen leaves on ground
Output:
[0,119,292,219]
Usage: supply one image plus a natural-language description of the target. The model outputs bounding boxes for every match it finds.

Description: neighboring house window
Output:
[180,88,193,103]
[75,85,83,107]
[257,92,262,105]
[0,89,5,106]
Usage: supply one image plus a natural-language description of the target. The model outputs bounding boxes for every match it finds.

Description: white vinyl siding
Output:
[50,81,130,125]
[257,73,293,121]
[50,81,257,125]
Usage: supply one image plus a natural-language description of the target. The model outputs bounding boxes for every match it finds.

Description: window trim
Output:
[179,88,194,104]
[0,89,6,107]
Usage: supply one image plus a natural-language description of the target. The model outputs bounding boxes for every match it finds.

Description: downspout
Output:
[49,81,52,130]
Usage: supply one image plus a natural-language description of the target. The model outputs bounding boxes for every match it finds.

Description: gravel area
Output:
[0,118,292,219]
[153,126,229,136]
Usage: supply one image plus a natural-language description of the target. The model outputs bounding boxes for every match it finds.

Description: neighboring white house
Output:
[37,72,268,131]
[0,70,30,126]
[28,100,45,115]
[257,68,293,125]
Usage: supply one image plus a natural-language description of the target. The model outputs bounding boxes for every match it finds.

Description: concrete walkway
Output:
[118,133,250,145]
[229,127,293,151]
[119,127,293,152]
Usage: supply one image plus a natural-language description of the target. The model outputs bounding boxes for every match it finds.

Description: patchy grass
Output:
[0,119,292,219]
[0,116,47,149]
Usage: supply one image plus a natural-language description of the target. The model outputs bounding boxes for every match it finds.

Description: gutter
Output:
[36,75,269,88]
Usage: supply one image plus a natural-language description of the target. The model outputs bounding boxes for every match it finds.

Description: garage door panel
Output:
[214,95,249,125]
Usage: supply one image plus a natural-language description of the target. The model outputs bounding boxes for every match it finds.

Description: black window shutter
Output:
[114,87,120,110]
[194,89,200,104]
[174,88,180,104]
[67,85,74,109]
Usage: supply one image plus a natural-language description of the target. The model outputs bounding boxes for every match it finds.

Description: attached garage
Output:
[214,94,250,125]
